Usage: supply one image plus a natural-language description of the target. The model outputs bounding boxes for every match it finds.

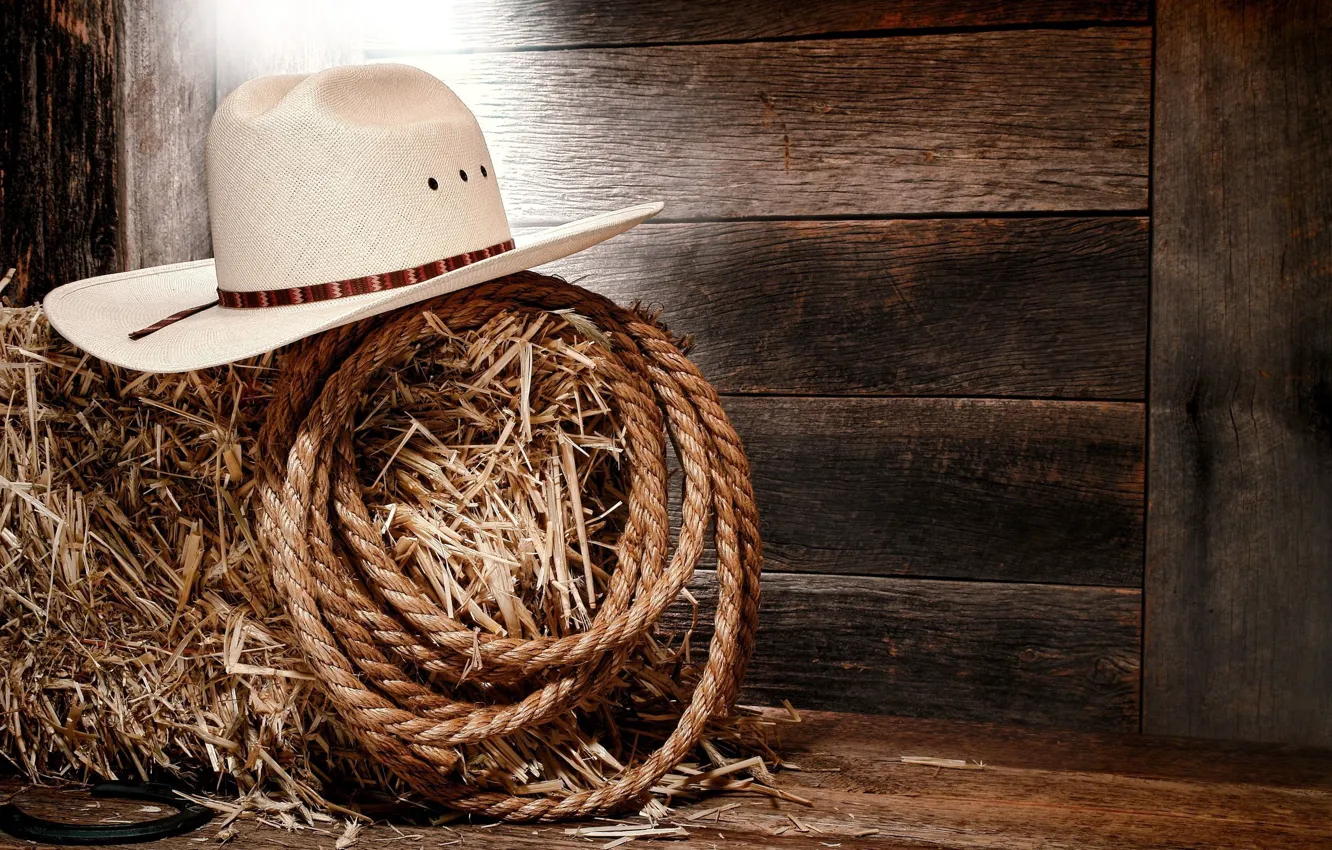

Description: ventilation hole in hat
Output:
[427,177,438,190]
[459,169,468,182]
[480,165,488,178]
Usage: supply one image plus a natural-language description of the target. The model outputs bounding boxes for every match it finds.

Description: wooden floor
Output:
[1,711,1328,849]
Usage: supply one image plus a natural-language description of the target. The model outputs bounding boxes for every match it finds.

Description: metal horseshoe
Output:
[0,781,213,845]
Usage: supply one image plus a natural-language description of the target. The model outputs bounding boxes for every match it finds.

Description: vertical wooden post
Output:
[1147,0,1332,746]
[0,0,119,305]
[116,0,217,270]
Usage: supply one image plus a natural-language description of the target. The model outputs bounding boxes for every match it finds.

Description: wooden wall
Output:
[7,0,1331,750]
[0,0,1153,734]
[0,0,119,305]
[180,0,1157,733]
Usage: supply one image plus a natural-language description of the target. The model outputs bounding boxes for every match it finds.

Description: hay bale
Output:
[0,298,777,823]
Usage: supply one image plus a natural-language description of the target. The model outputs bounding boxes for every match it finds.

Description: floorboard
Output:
[2,711,1327,849]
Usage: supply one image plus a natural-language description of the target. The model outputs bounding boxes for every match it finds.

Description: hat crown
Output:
[206,64,510,294]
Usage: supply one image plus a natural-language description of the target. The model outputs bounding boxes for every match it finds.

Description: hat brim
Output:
[43,202,662,373]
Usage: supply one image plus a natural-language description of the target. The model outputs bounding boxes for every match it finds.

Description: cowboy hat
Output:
[43,63,662,373]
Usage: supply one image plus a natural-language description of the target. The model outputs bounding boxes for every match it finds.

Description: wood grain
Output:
[364,0,1150,53]
[712,397,1144,586]
[402,27,1151,221]
[0,0,119,305]
[1145,0,1332,748]
[525,217,1149,398]
[746,712,1331,848]
[116,0,215,270]
[667,572,1141,730]
[779,710,1332,790]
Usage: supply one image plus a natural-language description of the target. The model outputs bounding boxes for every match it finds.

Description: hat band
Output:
[128,239,515,341]
[218,238,516,308]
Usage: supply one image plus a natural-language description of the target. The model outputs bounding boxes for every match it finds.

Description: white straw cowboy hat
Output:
[43,63,662,373]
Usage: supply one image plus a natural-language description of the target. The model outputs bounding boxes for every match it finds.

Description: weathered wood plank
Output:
[116,0,215,270]
[712,397,1143,586]
[711,717,1332,847]
[365,0,1150,53]
[777,711,1332,790]
[402,27,1151,221]
[668,572,1141,730]
[6,712,1328,849]
[1145,0,1332,748]
[0,0,119,305]
[525,217,1149,398]
[6,766,1328,850]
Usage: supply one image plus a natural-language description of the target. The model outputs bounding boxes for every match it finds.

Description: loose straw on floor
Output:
[256,272,763,821]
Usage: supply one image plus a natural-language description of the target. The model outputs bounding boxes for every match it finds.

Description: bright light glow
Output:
[359,0,473,55]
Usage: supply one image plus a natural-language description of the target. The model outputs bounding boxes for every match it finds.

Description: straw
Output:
[0,281,778,824]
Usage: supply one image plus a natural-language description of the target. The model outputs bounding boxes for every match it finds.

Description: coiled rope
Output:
[255,272,763,821]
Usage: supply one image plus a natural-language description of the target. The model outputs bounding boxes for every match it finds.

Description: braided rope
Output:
[255,272,763,821]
